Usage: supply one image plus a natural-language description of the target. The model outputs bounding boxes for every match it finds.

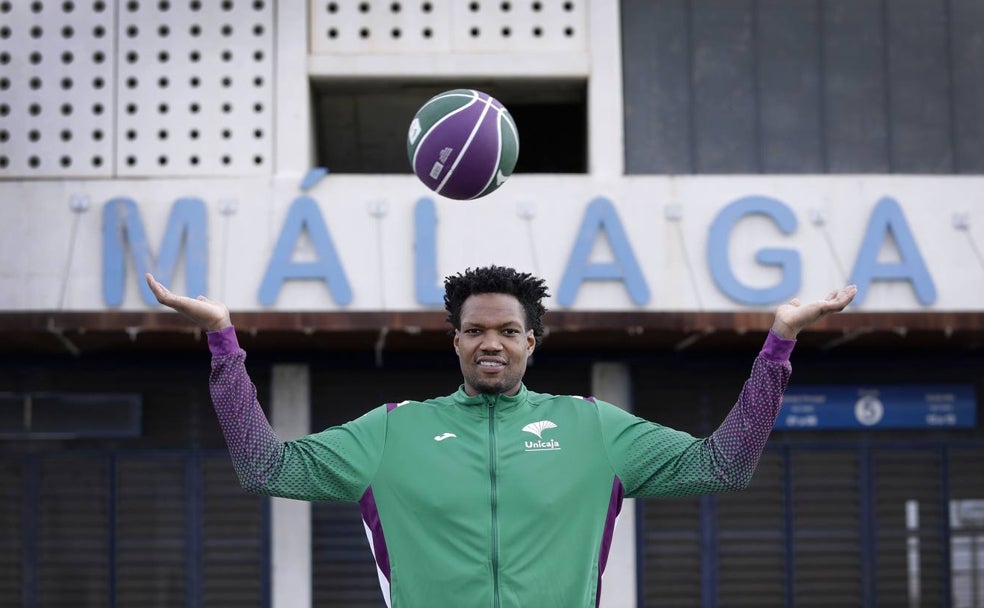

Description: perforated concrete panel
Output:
[0,0,274,179]
[310,0,587,54]
[0,0,116,178]
[116,0,274,176]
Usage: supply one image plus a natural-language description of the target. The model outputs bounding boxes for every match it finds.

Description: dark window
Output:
[312,79,587,174]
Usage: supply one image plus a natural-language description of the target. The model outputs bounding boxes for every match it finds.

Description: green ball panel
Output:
[475,111,520,198]
[406,90,477,159]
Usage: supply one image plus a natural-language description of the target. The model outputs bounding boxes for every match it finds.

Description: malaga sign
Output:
[2,175,980,312]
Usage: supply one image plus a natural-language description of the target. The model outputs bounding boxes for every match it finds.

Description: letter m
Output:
[102,197,207,306]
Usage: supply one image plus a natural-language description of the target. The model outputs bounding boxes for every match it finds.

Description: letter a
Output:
[557,197,649,306]
[848,197,936,305]
[258,196,352,306]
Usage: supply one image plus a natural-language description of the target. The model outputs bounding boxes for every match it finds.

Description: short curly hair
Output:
[444,266,549,343]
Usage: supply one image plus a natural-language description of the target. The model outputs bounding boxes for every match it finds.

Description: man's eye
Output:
[503,329,520,335]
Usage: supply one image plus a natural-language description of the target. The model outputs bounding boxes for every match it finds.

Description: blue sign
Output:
[776,385,977,430]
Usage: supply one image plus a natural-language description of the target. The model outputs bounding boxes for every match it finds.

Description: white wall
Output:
[1,175,982,312]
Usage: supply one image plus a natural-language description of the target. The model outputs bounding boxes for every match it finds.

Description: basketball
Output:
[407,89,519,200]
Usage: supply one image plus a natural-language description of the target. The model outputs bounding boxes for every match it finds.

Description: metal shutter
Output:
[38,456,110,607]
[116,455,268,608]
[201,457,266,607]
[0,460,22,607]
[116,457,187,607]
[717,450,786,607]
[312,502,383,607]
[873,449,945,606]
[0,452,269,606]
[640,495,703,607]
[790,450,863,606]
[949,448,984,608]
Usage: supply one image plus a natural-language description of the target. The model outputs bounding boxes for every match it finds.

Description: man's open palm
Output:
[772,285,858,339]
[145,273,232,332]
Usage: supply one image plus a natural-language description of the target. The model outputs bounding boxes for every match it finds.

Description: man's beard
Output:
[465,368,522,396]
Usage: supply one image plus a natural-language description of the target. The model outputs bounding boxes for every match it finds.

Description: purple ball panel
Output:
[412,97,488,193]
[442,109,502,200]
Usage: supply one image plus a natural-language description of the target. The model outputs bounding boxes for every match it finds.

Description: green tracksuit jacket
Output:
[207,327,794,607]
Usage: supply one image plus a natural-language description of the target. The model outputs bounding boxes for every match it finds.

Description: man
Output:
[146,266,856,608]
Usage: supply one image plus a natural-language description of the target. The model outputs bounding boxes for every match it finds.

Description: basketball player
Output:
[146,267,856,607]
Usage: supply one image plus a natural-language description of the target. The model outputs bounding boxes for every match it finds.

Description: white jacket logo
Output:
[522,420,560,451]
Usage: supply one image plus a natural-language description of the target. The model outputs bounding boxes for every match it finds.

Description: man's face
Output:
[454,293,536,396]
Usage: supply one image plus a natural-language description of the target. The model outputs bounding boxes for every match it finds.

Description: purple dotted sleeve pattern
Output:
[604,330,794,498]
[207,326,285,493]
[207,326,386,502]
[698,330,793,489]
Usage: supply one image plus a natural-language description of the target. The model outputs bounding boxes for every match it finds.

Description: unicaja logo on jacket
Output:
[522,420,560,452]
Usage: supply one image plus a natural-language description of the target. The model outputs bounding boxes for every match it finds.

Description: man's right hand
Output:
[145,273,232,332]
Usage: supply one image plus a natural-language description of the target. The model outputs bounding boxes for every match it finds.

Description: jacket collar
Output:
[452,383,528,414]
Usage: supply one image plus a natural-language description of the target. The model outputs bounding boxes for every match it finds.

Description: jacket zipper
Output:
[487,395,500,608]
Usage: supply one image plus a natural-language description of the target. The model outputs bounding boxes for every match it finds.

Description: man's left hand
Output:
[771,285,858,340]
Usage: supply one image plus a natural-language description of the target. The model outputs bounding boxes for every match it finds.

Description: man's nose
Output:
[480,332,503,350]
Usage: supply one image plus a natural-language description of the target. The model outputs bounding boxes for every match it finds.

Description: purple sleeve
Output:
[758,329,796,363]
[207,326,285,492]
[700,329,793,488]
[602,330,794,498]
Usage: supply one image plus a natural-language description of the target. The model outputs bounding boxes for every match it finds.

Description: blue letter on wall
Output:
[103,197,207,306]
[557,197,649,306]
[707,196,800,305]
[848,197,936,305]
[258,196,352,306]
[414,197,444,306]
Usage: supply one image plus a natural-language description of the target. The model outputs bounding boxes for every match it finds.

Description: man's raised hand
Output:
[771,285,858,340]
[145,273,232,332]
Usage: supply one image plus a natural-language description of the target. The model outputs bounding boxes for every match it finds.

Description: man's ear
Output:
[527,329,535,355]
[453,329,460,355]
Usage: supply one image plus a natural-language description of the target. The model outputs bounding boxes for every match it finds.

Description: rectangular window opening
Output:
[311,79,587,175]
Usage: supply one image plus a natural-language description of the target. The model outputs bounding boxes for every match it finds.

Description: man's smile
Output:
[477,358,506,369]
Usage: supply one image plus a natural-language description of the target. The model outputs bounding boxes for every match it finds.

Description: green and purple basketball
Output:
[407,89,519,200]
